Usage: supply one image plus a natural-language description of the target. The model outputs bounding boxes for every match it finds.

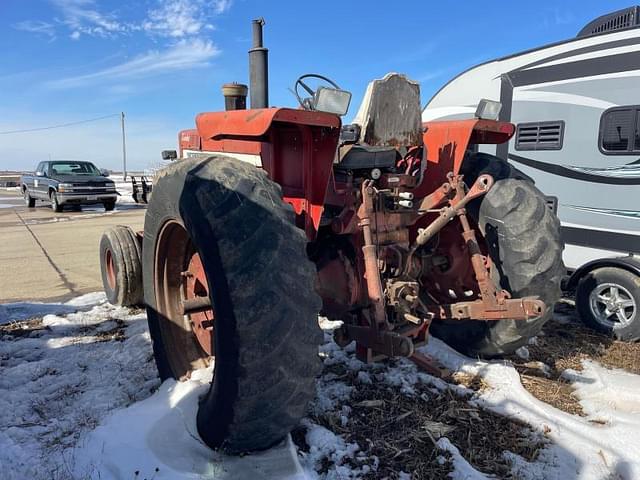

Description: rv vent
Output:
[515,121,565,151]
[577,6,640,37]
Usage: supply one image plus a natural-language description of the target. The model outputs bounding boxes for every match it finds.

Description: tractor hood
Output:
[195,108,340,141]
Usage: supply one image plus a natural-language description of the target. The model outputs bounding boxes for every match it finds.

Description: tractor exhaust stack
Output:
[249,18,269,109]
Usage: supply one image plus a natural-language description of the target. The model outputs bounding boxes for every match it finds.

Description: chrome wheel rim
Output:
[589,282,636,329]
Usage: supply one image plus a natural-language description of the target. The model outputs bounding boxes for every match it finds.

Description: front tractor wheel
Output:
[142,156,323,453]
[99,225,143,307]
[430,153,565,357]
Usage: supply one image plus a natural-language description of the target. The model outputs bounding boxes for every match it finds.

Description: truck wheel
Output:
[430,153,564,357]
[142,157,322,453]
[99,226,143,306]
[50,191,63,212]
[576,267,640,341]
[103,200,116,211]
[23,189,36,208]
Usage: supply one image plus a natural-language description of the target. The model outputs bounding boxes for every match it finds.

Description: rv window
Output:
[601,109,633,152]
[599,106,640,154]
[515,121,564,151]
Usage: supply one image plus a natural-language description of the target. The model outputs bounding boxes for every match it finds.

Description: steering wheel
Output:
[294,73,342,110]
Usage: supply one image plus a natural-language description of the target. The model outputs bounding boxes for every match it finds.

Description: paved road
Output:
[0,189,146,303]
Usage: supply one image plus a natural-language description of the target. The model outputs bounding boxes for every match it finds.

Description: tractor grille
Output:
[515,121,564,151]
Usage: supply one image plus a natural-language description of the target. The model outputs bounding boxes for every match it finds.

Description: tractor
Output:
[99,19,564,453]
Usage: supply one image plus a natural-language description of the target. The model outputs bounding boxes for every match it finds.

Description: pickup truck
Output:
[21,160,118,212]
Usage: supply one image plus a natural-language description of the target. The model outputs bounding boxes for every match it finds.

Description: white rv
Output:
[423,6,640,340]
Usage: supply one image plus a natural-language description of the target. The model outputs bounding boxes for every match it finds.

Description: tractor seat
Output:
[351,72,423,148]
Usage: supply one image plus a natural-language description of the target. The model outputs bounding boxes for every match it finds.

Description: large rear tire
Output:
[142,157,323,453]
[430,153,564,357]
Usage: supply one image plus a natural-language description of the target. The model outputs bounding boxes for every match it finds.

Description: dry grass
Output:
[0,318,48,337]
[507,301,640,415]
[297,360,546,479]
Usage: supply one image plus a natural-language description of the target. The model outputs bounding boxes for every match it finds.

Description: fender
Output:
[193,107,341,240]
[565,255,640,291]
[416,119,515,196]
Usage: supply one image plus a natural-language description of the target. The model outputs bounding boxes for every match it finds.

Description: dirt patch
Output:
[0,318,49,338]
[507,300,640,415]
[298,361,546,479]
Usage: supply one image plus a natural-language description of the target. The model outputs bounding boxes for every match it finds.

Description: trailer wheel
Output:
[99,226,143,306]
[576,267,640,341]
[142,157,323,453]
[430,153,564,357]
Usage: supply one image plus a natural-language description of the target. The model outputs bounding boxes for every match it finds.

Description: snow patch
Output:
[74,375,306,479]
[0,292,107,324]
[437,437,489,480]
[422,338,640,479]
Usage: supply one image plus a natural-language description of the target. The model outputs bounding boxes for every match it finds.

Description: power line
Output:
[0,113,121,135]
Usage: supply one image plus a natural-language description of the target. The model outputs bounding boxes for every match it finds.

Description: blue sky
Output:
[0,0,633,171]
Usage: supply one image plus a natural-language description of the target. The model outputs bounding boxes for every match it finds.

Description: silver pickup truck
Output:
[21,160,118,212]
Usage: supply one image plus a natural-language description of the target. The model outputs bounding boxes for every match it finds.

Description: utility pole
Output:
[121,112,127,180]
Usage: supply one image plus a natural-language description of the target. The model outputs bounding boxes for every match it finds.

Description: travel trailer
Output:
[423,6,640,340]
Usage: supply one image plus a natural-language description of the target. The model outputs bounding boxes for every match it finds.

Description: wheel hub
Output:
[589,283,636,329]
[183,252,215,356]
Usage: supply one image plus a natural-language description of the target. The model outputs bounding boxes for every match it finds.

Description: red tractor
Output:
[99,19,563,453]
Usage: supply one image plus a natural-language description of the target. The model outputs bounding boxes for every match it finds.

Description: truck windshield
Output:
[49,161,100,176]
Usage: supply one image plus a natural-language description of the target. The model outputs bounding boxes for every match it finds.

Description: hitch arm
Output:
[414,174,493,247]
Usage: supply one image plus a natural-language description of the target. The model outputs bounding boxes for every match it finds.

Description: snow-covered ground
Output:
[1,294,640,479]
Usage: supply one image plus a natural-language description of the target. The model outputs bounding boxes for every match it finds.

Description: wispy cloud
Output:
[52,0,125,39]
[416,68,449,83]
[213,0,233,14]
[32,0,234,41]
[46,39,220,89]
[142,0,212,38]
[13,20,57,41]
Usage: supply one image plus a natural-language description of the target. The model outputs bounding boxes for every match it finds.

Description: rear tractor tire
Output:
[430,153,565,357]
[99,225,143,307]
[142,156,323,453]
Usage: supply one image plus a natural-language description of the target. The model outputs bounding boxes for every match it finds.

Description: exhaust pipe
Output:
[248,18,268,109]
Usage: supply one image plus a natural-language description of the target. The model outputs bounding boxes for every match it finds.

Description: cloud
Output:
[142,0,231,38]
[416,68,449,83]
[142,0,208,38]
[46,39,220,89]
[52,0,125,38]
[13,20,57,40]
[16,0,233,42]
[213,0,233,14]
